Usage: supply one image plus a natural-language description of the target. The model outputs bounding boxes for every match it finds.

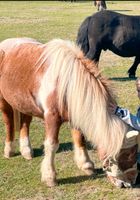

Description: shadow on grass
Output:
[14,152,21,157]
[33,148,44,157]
[8,149,43,158]
[58,142,73,152]
[110,77,137,82]
[58,169,140,188]
[58,168,105,185]
[32,142,93,157]
[57,141,93,153]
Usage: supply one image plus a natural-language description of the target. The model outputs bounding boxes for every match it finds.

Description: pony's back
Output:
[0,37,41,54]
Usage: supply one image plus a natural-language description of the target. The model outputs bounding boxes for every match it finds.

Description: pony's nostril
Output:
[116,180,132,188]
[119,183,124,188]
[116,180,125,188]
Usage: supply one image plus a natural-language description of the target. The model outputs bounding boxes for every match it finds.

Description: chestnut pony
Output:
[0,38,139,187]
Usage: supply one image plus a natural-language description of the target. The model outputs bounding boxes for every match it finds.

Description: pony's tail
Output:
[76,16,91,55]
[13,109,20,133]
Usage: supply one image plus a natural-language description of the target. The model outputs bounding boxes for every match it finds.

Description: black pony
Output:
[93,1,107,11]
[77,10,140,78]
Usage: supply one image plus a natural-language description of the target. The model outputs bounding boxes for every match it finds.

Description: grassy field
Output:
[0,1,140,200]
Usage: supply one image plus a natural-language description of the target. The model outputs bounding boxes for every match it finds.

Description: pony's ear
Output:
[123,130,139,149]
[0,50,5,65]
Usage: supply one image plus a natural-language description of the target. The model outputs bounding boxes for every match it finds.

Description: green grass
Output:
[0,1,140,200]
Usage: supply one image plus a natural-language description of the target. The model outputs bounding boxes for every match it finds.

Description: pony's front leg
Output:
[41,111,61,187]
[19,114,33,160]
[71,129,94,175]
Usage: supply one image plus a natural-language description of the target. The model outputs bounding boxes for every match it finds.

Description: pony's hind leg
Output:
[0,99,15,158]
[19,114,33,160]
[86,45,101,63]
[41,110,61,187]
[71,129,94,175]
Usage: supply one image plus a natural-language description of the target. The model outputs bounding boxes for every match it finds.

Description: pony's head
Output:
[94,1,107,11]
[98,130,140,188]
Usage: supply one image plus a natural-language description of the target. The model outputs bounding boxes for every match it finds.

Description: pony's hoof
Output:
[41,177,57,187]
[22,153,33,160]
[4,151,15,158]
[128,74,136,79]
[21,148,34,160]
[4,141,15,158]
[82,162,95,175]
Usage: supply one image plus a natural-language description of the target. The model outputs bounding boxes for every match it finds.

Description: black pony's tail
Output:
[76,16,91,55]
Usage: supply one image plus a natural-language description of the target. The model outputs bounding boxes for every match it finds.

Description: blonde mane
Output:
[38,39,129,158]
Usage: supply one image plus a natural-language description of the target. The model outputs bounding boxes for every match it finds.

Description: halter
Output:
[102,130,140,179]
[103,154,138,178]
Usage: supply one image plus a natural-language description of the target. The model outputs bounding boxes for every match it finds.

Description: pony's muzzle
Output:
[116,180,131,188]
[107,175,133,188]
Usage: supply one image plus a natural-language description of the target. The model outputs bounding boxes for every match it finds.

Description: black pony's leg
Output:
[86,46,102,64]
[103,1,107,9]
[128,56,140,78]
